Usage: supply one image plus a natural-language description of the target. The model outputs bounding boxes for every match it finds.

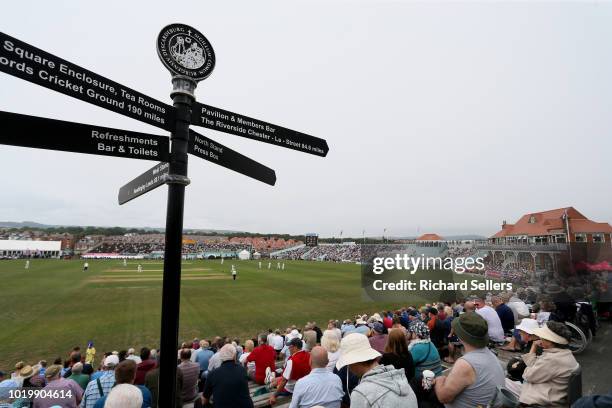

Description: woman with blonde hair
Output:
[320,330,340,371]
[239,339,256,379]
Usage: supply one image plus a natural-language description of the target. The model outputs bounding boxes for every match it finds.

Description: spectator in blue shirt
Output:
[493,295,516,334]
[195,340,214,375]
[290,346,344,408]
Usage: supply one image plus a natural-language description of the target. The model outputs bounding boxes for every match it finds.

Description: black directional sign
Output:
[118,162,170,205]
[0,110,170,162]
[191,103,329,157]
[0,32,175,130]
[189,130,276,185]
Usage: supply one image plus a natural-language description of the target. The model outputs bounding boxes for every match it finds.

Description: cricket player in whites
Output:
[258,261,262,269]
[25,260,30,270]
[137,264,143,273]
[231,264,237,280]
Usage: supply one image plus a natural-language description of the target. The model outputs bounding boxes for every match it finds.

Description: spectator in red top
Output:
[270,337,311,405]
[246,333,276,385]
[134,348,155,385]
[383,311,393,329]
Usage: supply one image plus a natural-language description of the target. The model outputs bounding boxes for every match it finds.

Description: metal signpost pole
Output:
[158,76,195,408]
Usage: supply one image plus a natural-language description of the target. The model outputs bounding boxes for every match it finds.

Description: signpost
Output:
[0,24,328,408]
[191,102,329,156]
[189,130,276,186]
[0,110,170,162]
[118,162,170,205]
[0,32,175,130]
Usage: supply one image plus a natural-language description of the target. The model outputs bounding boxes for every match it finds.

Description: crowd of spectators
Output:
[1,287,599,408]
[277,244,361,262]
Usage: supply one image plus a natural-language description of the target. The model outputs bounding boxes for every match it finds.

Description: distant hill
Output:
[0,221,58,229]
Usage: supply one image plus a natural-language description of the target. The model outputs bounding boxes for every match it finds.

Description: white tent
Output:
[253,251,261,259]
[0,240,62,258]
[238,249,251,260]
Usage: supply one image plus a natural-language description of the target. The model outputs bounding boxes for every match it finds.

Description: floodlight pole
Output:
[158,76,196,408]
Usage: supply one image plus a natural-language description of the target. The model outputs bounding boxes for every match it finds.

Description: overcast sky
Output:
[1,1,611,237]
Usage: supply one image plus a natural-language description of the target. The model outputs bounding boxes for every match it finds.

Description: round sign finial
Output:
[157,23,215,81]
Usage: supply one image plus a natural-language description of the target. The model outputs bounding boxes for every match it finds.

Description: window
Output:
[529,215,536,224]
[575,233,587,243]
[593,233,604,243]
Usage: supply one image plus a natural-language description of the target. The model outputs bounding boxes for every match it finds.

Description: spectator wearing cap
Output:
[145,351,183,408]
[67,362,89,390]
[270,337,311,405]
[134,347,155,385]
[33,364,83,408]
[289,346,344,408]
[434,312,505,407]
[336,333,417,408]
[501,318,539,352]
[352,316,371,336]
[518,321,579,407]
[178,348,199,403]
[202,344,253,408]
[341,319,355,336]
[281,330,304,361]
[81,354,119,408]
[368,322,388,354]
[126,348,142,364]
[246,333,276,385]
[408,320,443,380]
[93,359,151,408]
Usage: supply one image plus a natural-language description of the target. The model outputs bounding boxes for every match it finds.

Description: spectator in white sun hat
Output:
[336,333,417,408]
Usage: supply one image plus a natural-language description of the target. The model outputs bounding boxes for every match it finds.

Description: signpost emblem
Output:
[157,24,215,81]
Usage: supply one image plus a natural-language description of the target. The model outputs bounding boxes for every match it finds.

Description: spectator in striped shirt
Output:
[80,355,118,408]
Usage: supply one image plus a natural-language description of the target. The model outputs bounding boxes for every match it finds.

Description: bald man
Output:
[289,346,344,408]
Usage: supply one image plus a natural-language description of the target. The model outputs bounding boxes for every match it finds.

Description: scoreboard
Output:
[305,233,318,247]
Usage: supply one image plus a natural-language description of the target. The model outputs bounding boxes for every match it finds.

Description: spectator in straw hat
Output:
[202,344,253,408]
[336,333,417,408]
[434,312,504,407]
[518,321,579,407]
[33,364,83,408]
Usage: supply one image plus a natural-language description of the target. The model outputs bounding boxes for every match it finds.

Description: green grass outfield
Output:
[0,259,417,367]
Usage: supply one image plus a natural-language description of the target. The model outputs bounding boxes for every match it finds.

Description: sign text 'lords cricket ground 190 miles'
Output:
[0,32,174,131]
[191,102,329,157]
[0,111,170,162]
